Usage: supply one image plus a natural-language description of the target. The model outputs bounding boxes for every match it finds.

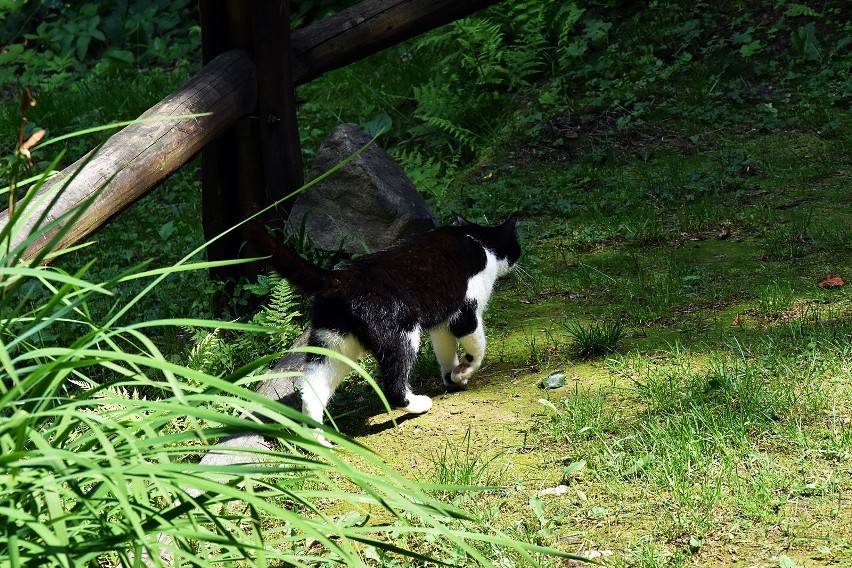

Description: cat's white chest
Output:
[465,247,508,312]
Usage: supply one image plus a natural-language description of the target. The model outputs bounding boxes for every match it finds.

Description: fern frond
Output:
[186,327,233,376]
[391,149,457,204]
[251,276,303,350]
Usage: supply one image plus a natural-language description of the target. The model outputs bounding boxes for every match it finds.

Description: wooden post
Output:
[198,0,303,285]
[198,1,261,285]
[253,1,304,212]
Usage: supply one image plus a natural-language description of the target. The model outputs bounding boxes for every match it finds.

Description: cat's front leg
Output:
[430,327,461,387]
[452,324,486,385]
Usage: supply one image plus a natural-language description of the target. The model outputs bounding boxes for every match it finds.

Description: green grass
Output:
[2,1,851,565]
[458,106,852,565]
[563,318,624,359]
[429,428,512,500]
[530,327,852,565]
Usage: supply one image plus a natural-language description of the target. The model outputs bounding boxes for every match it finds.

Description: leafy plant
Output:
[538,386,614,444]
[0,0,200,89]
[187,274,304,376]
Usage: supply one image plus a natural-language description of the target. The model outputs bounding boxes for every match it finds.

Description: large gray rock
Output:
[288,124,437,254]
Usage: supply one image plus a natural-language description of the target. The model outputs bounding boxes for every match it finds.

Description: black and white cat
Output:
[250,213,521,442]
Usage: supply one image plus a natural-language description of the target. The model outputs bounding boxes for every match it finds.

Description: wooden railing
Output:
[0,0,503,272]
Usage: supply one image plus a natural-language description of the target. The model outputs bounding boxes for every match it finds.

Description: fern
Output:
[392,148,458,208]
[409,2,561,157]
[250,274,302,351]
[412,86,478,150]
[186,327,234,376]
[185,276,303,377]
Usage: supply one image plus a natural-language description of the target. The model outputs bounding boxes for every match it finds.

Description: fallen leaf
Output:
[819,275,844,289]
[20,129,45,152]
[732,313,741,326]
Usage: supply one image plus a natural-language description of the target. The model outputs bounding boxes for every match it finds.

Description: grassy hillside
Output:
[1,0,850,565]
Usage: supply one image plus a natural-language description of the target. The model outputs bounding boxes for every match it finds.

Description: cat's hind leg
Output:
[452,322,486,386]
[374,326,432,414]
[430,326,461,388]
[301,330,365,445]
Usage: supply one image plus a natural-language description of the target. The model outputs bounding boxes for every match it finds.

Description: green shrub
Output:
[0,0,200,90]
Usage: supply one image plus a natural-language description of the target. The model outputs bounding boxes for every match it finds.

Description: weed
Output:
[429,428,511,501]
[563,318,623,359]
[756,282,797,315]
[537,385,616,445]
[522,328,561,370]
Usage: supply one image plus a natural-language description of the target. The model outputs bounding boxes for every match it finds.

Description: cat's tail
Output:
[248,220,330,295]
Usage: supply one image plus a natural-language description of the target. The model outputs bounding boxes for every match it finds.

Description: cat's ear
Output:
[503,212,520,230]
[453,213,471,226]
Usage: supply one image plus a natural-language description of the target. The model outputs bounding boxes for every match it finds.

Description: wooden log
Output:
[290,0,505,85]
[0,50,257,262]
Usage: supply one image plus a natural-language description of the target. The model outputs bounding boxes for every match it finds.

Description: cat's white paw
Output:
[402,394,433,414]
[450,363,474,386]
[311,429,334,448]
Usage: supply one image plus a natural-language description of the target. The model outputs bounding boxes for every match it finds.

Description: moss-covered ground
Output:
[325,124,852,567]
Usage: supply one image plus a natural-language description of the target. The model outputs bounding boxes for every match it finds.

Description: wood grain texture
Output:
[0,50,257,262]
[291,0,504,85]
[253,0,304,208]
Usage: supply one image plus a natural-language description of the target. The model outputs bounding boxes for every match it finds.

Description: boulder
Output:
[288,124,437,254]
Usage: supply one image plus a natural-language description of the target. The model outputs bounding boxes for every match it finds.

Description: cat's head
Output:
[455,213,522,274]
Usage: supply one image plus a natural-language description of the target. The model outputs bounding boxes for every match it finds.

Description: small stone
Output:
[540,372,566,389]
[535,484,570,497]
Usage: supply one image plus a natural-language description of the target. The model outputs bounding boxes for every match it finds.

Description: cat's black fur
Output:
[250,214,521,441]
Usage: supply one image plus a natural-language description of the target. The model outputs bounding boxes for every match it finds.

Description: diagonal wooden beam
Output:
[291,0,504,85]
[0,51,257,262]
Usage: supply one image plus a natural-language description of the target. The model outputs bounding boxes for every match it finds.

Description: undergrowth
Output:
[1,2,851,565]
